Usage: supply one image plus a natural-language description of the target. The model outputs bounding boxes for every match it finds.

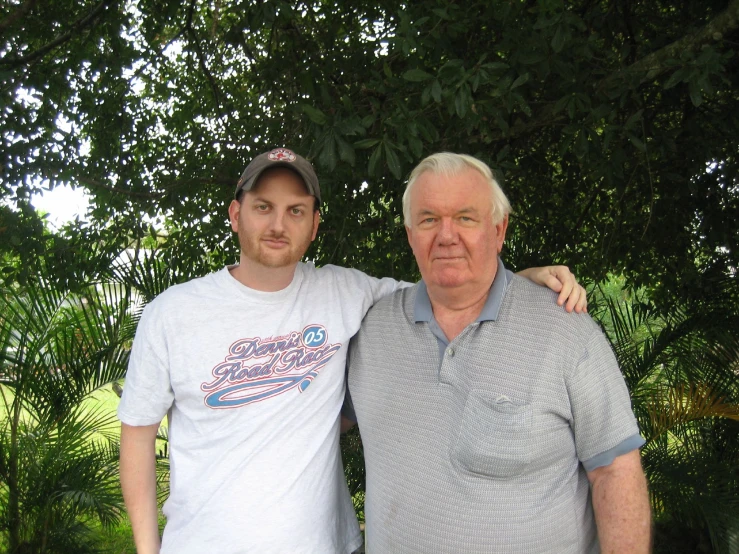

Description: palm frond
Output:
[644,384,739,442]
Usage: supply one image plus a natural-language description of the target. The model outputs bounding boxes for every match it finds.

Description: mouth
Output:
[433,256,464,262]
[262,237,290,248]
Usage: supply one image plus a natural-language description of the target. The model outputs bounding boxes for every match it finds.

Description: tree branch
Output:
[183,0,236,141]
[492,0,739,145]
[77,175,235,200]
[600,0,739,91]
[0,0,117,68]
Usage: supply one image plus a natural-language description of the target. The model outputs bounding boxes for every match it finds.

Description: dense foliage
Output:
[2,0,737,298]
[1,1,738,552]
[593,277,739,552]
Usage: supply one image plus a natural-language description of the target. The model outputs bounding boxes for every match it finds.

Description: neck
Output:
[229,257,299,292]
[427,285,490,341]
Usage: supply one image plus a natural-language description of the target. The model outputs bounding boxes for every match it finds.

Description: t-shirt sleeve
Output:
[117,301,175,426]
[567,326,644,468]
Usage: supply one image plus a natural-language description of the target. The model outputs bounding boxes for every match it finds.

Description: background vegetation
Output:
[1,0,737,552]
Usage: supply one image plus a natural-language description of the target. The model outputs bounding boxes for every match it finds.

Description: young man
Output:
[118,148,587,554]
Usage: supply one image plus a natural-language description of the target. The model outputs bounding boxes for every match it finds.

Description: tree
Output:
[1,0,737,300]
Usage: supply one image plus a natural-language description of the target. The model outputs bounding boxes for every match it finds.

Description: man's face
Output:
[228,168,319,269]
[405,168,508,291]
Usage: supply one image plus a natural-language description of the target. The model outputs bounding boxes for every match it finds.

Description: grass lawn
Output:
[93,513,136,554]
[92,512,167,554]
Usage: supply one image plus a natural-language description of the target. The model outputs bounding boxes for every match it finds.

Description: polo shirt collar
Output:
[413,258,510,323]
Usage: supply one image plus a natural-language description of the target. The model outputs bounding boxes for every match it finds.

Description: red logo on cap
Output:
[267,148,297,162]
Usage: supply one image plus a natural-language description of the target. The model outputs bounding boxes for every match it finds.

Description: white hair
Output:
[402,152,512,226]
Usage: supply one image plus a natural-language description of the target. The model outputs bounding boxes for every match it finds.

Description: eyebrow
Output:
[251,196,311,209]
[416,207,480,217]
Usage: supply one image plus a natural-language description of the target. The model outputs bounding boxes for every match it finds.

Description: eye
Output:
[291,207,304,216]
[255,204,269,212]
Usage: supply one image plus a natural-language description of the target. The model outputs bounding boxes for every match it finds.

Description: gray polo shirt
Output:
[347,261,644,553]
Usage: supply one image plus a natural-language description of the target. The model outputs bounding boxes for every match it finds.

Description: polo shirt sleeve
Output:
[117,301,174,426]
[567,326,645,471]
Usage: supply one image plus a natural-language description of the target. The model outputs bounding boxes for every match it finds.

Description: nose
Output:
[268,211,286,234]
[437,218,457,244]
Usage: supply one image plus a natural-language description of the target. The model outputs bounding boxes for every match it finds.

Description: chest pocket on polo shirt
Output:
[452,392,533,478]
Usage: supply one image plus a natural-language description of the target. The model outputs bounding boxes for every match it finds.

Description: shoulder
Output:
[506,274,601,337]
[307,262,372,283]
[302,263,402,296]
[144,270,221,314]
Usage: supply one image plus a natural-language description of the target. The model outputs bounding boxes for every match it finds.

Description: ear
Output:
[310,210,320,241]
[495,214,509,254]
[405,225,413,245]
[228,200,241,232]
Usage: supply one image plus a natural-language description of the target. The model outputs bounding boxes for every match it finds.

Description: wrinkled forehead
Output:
[411,166,491,201]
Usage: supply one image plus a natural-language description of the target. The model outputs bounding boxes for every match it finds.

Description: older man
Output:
[347,152,651,553]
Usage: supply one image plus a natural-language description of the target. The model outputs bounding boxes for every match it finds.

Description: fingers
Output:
[556,274,574,308]
[577,284,588,313]
[519,265,589,314]
[549,266,587,314]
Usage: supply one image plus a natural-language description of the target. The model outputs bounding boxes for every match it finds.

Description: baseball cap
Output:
[234,148,321,204]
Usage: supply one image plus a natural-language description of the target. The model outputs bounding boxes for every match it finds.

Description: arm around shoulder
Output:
[120,422,163,554]
[516,265,588,313]
[587,449,651,554]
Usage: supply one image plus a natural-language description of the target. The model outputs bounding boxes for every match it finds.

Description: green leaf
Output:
[408,135,423,159]
[454,91,468,118]
[568,96,576,119]
[431,80,442,103]
[494,111,509,134]
[625,110,644,130]
[575,130,589,158]
[318,135,338,170]
[384,143,402,179]
[689,82,703,107]
[335,135,355,166]
[663,67,686,90]
[510,73,530,91]
[517,51,546,65]
[402,69,434,82]
[551,26,566,53]
[302,105,327,125]
[438,59,464,81]
[361,114,377,128]
[354,138,380,149]
[481,62,509,71]
[421,84,431,105]
[432,8,449,20]
[627,132,647,153]
[368,144,383,176]
[553,95,572,115]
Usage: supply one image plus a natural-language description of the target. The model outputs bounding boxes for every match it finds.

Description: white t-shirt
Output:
[117,263,400,554]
